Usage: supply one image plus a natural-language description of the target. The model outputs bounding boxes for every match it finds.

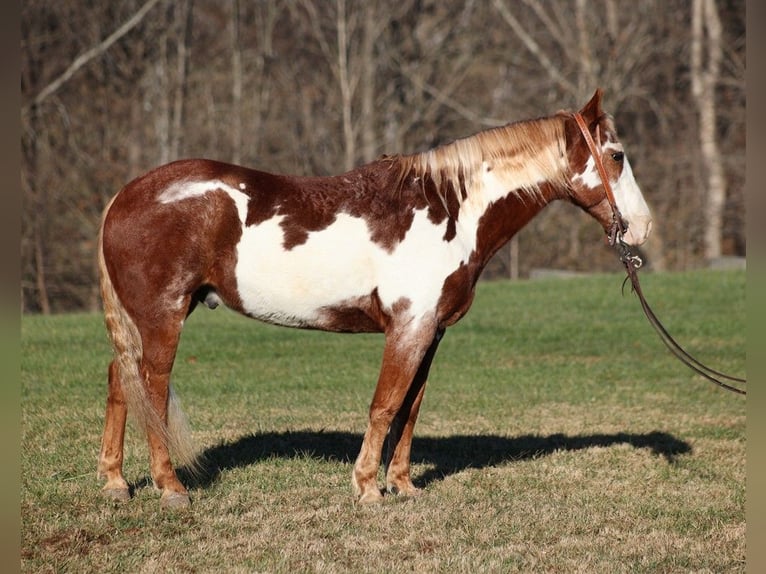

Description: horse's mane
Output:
[389,115,569,209]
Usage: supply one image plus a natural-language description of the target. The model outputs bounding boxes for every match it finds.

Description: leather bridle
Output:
[572,112,746,395]
[572,112,627,246]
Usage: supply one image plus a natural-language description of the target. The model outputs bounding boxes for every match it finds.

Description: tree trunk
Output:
[251,2,279,162]
[691,0,725,261]
[336,0,356,171]
[33,218,50,315]
[575,0,595,99]
[171,0,193,160]
[359,4,376,164]
[230,0,242,164]
[155,6,170,165]
[23,110,51,314]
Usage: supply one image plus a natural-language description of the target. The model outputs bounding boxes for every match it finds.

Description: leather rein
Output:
[572,112,746,395]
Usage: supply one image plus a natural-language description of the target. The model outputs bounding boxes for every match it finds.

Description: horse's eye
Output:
[611,151,624,162]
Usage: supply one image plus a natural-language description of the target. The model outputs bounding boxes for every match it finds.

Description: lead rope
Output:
[572,112,746,395]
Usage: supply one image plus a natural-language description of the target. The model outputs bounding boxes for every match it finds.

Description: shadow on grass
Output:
[176,429,691,491]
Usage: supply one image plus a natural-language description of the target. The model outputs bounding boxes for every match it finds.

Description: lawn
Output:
[21,269,746,572]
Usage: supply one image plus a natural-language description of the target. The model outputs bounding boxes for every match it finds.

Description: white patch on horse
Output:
[571,154,602,190]
[572,142,623,190]
[376,209,473,318]
[611,154,652,245]
[572,142,652,246]
[158,180,249,221]
[596,142,652,244]
[463,143,563,220]
[234,214,378,326]
[233,209,474,328]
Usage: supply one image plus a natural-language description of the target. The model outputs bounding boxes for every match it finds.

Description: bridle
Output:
[572,112,746,395]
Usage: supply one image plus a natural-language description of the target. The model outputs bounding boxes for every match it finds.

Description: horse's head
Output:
[564,89,652,246]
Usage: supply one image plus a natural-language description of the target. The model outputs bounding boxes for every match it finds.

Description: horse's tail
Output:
[98,196,199,471]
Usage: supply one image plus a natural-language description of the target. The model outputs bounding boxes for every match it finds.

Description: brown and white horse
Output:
[97,89,651,508]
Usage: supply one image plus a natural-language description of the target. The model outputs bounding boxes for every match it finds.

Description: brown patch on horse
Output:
[103,164,247,318]
[196,191,247,312]
[231,162,425,253]
[437,262,476,327]
[560,88,617,178]
[345,165,422,252]
[242,173,342,250]
[316,290,414,334]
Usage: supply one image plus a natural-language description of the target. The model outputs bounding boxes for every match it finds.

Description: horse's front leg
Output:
[384,328,444,496]
[352,319,438,504]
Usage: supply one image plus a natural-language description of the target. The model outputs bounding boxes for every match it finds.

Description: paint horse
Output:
[98,89,652,508]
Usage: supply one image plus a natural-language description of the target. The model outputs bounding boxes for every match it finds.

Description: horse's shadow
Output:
[170,429,691,491]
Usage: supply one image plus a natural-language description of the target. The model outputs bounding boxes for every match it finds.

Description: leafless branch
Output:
[25,0,162,110]
[491,0,577,96]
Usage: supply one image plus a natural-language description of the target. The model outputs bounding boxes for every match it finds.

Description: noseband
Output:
[572,112,746,395]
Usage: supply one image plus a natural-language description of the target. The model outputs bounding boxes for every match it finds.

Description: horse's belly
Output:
[231,210,473,329]
[233,214,379,327]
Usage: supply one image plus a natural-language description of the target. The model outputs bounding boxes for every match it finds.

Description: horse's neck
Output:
[368,142,564,273]
[384,160,562,274]
[467,181,560,273]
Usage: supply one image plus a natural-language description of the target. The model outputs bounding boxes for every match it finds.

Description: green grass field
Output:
[21,270,745,573]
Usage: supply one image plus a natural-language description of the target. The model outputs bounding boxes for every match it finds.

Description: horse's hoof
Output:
[160,491,191,510]
[357,489,384,505]
[387,484,423,497]
[102,487,130,502]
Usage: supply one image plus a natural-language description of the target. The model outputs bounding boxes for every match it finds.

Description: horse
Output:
[97,89,652,509]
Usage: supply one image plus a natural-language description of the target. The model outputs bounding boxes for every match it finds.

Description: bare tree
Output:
[691,0,725,261]
[294,0,396,170]
[171,0,193,160]
[151,0,193,164]
[247,2,282,163]
[230,0,243,164]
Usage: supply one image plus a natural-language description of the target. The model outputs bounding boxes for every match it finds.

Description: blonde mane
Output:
[393,115,569,209]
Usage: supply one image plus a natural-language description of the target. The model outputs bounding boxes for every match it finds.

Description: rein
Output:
[572,112,746,395]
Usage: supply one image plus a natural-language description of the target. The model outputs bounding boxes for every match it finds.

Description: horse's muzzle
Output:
[622,216,652,246]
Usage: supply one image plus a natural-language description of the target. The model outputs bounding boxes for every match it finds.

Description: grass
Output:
[21,269,745,573]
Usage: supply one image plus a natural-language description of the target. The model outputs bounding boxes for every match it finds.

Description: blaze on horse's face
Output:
[568,92,653,247]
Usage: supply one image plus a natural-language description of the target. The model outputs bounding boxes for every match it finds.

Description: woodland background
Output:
[21,0,745,314]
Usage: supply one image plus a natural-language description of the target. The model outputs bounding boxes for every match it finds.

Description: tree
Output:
[691,0,725,261]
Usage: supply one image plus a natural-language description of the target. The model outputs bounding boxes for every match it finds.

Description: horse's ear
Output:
[579,88,604,124]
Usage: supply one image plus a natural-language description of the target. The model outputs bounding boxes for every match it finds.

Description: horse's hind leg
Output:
[98,307,192,508]
[139,315,193,509]
[98,360,130,500]
[145,372,190,509]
